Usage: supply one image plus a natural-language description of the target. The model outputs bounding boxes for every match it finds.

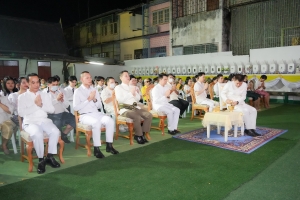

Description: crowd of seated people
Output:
[0,72,270,173]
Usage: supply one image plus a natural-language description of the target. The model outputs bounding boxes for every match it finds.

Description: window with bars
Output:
[183,43,218,55]
[173,0,219,19]
[150,46,167,57]
[153,8,170,25]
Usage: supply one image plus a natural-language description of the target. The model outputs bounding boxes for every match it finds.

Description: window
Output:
[109,22,118,34]
[173,0,219,19]
[124,54,132,60]
[152,8,170,25]
[134,49,148,59]
[102,25,107,36]
[150,46,166,58]
[183,43,218,55]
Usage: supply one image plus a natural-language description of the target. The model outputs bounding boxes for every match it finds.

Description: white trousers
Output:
[197,98,219,112]
[157,104,180,131]
[79,112,114,146]
[234,103,257,129]
[23,121,60,158]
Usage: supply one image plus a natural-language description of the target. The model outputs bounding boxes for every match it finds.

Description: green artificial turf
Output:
[0,104,299,200]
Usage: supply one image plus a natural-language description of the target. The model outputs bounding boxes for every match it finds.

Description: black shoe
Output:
[142,132,149,143]
[179,115,183,118]
[244,129,256,137]
[61,134,70,143]
[168,130,176,135]
[250,129,261,136]
[37,159,46,174]
[134,135,145,144]
[94,147,105,158]
[106,143,119,154]
[45,156,61,168]
[174,130,181,134]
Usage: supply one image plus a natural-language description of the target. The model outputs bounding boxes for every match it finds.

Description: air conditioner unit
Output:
[149,26,159,34]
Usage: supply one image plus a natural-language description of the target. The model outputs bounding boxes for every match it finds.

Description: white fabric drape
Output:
[249,77,300,90]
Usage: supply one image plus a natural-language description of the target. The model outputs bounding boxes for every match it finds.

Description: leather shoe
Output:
[244,129,256,137]
[134,135,145,144]
[106,143,119,154]
[250,129,261,136]
[142,132,149,143]
[37,159,46,174]
[174,130,181,134]
[45,156,60,168]
[168,130,176,135]
[94,147,105,158]
[61,134,70,143]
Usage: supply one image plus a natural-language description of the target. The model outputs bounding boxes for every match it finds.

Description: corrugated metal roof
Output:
[0,15,68,56]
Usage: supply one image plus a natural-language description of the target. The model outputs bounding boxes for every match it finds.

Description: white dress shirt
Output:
[46,90,69,114]
[8,92,19,115]
[129,85,142,99]
[18,90,55,125]
[221,81,247,104]
[64,85,76,101]
[101,87,115,115]
[166,82,178,101]
[194,82,207,102]
[73,85,103,114]
[151,83,170,110]
[115,83,141,115]
[0,95,13,124]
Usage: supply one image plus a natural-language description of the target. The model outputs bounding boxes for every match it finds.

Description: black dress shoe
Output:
[250,129,261,136]
[45,157,61,168]
[37,159,46,174]
[168,130,176,135]
[134,135,145,144]
[174,130,181,134]
[61,134,70,143]
[106,143,119,154]
[142,132,149,143]
[94,147,105,158]
[244,129,256,137]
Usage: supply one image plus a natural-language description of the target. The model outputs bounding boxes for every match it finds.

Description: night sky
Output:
[0,0,146,27]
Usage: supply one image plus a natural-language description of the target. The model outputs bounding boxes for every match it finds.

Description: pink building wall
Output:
[149,2,170,56]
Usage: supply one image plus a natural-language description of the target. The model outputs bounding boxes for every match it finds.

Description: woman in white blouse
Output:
[183,78,193,102]
[8,77,28,126]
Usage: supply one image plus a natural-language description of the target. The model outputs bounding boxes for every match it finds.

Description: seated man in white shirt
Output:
[95,76,106,96]
[115,70,153,144]
[194,72,219,112]
[221,74,259,137]
[213,74,224,98]
[45,76,76,144]
[64,76,77,112]
[152,74,180,135]
[166,74,189,118]
[18,73,61,174]
[73,71,118,158]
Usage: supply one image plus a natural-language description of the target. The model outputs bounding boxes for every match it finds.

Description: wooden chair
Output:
[146,89,167,135]
[190,87,209,120]
[74,111,106,156]
[112,94,150,145]
[19,116,65,172]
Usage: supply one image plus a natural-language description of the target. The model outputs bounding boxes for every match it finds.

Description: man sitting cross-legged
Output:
[151,74,180,135]
[44,76,76,143]
[115,70,153,144]
[73,71,119,158]
[221,74,259,137]
[194,72,219,112]
[18,73,61,174]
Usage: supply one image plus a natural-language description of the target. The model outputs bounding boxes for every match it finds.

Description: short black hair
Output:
[53,75,60,81]
[198,72,205,77]
[18,77,26,84]
[129,75,136,80]
[234,74,244,82]
[106,77,114,82]
[212,76,217,81]
[119,70,128,77]
[26,73,39,82]
[260,75,267,80]
[158,73,168,80]
[217,74,223,79]
[228,73,235,81]
[95,76,105,82]
[68,76,77,82]
[47,76,59,84]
